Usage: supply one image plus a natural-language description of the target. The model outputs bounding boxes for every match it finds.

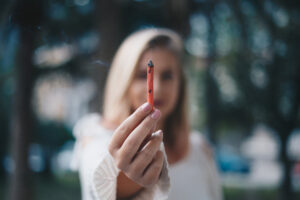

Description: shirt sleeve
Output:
[71,114,170,200]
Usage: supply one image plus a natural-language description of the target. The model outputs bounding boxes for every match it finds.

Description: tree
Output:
[200,1,300,199]
[8,1,43,200]
[89,0,122,113]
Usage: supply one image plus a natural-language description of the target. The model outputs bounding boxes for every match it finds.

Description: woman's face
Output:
[128,47,181,121]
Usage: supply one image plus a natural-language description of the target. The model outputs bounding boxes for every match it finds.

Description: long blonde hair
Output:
[103,28,189,149]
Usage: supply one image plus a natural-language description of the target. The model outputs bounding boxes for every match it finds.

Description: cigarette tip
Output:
[148,60,154,67]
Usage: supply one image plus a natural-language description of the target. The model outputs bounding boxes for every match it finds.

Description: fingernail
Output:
[151,109,161,120]
[153,130,163,137]
[141,102,151,112]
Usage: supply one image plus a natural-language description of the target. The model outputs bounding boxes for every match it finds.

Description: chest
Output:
[167,146,214,200]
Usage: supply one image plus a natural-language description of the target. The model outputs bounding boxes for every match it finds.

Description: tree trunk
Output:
[9,26,36,200]
[8,1,41,200]
[90,0,121,113]
[164,0,192,37]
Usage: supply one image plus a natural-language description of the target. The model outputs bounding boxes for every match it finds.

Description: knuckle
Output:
[118,124,129,135]
[115,154,128,171]
[115,159,125,170]
[108,143,116,156]
[125,138,136,148]
[118,146,131,159]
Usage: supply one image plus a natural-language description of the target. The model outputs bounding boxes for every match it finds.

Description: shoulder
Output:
[73,113,102,138]
[72,113,115,145]
[71,113,112,170]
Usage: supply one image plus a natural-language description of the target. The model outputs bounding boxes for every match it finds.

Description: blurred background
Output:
[0,0,300,200]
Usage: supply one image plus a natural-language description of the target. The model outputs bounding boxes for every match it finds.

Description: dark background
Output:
[0,0,300,200]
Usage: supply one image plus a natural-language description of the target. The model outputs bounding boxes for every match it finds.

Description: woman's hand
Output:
[108,102,164,189]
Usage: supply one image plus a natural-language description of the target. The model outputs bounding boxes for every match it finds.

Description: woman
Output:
[71,28,222,200]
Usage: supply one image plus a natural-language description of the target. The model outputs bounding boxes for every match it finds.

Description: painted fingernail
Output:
[151,109,161,120]
[142,102,151,112]
[153,130,163,137]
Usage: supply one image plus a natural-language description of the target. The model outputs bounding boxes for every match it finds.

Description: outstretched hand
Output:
[108,102,164,188]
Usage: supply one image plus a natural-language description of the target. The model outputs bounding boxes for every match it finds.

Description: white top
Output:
[71,113,223,200]
[168,133,223,200]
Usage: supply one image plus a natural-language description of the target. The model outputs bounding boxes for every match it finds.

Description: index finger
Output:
[109,102,153,150]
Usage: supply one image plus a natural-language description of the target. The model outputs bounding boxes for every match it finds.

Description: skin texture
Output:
[109,48,181,198]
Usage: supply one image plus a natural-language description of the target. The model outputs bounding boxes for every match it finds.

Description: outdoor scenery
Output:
[0,0,300,200]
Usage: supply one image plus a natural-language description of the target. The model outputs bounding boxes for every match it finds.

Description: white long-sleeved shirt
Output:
[71,113,222,200]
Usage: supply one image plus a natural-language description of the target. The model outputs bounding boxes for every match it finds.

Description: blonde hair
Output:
[103,28,189,149]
